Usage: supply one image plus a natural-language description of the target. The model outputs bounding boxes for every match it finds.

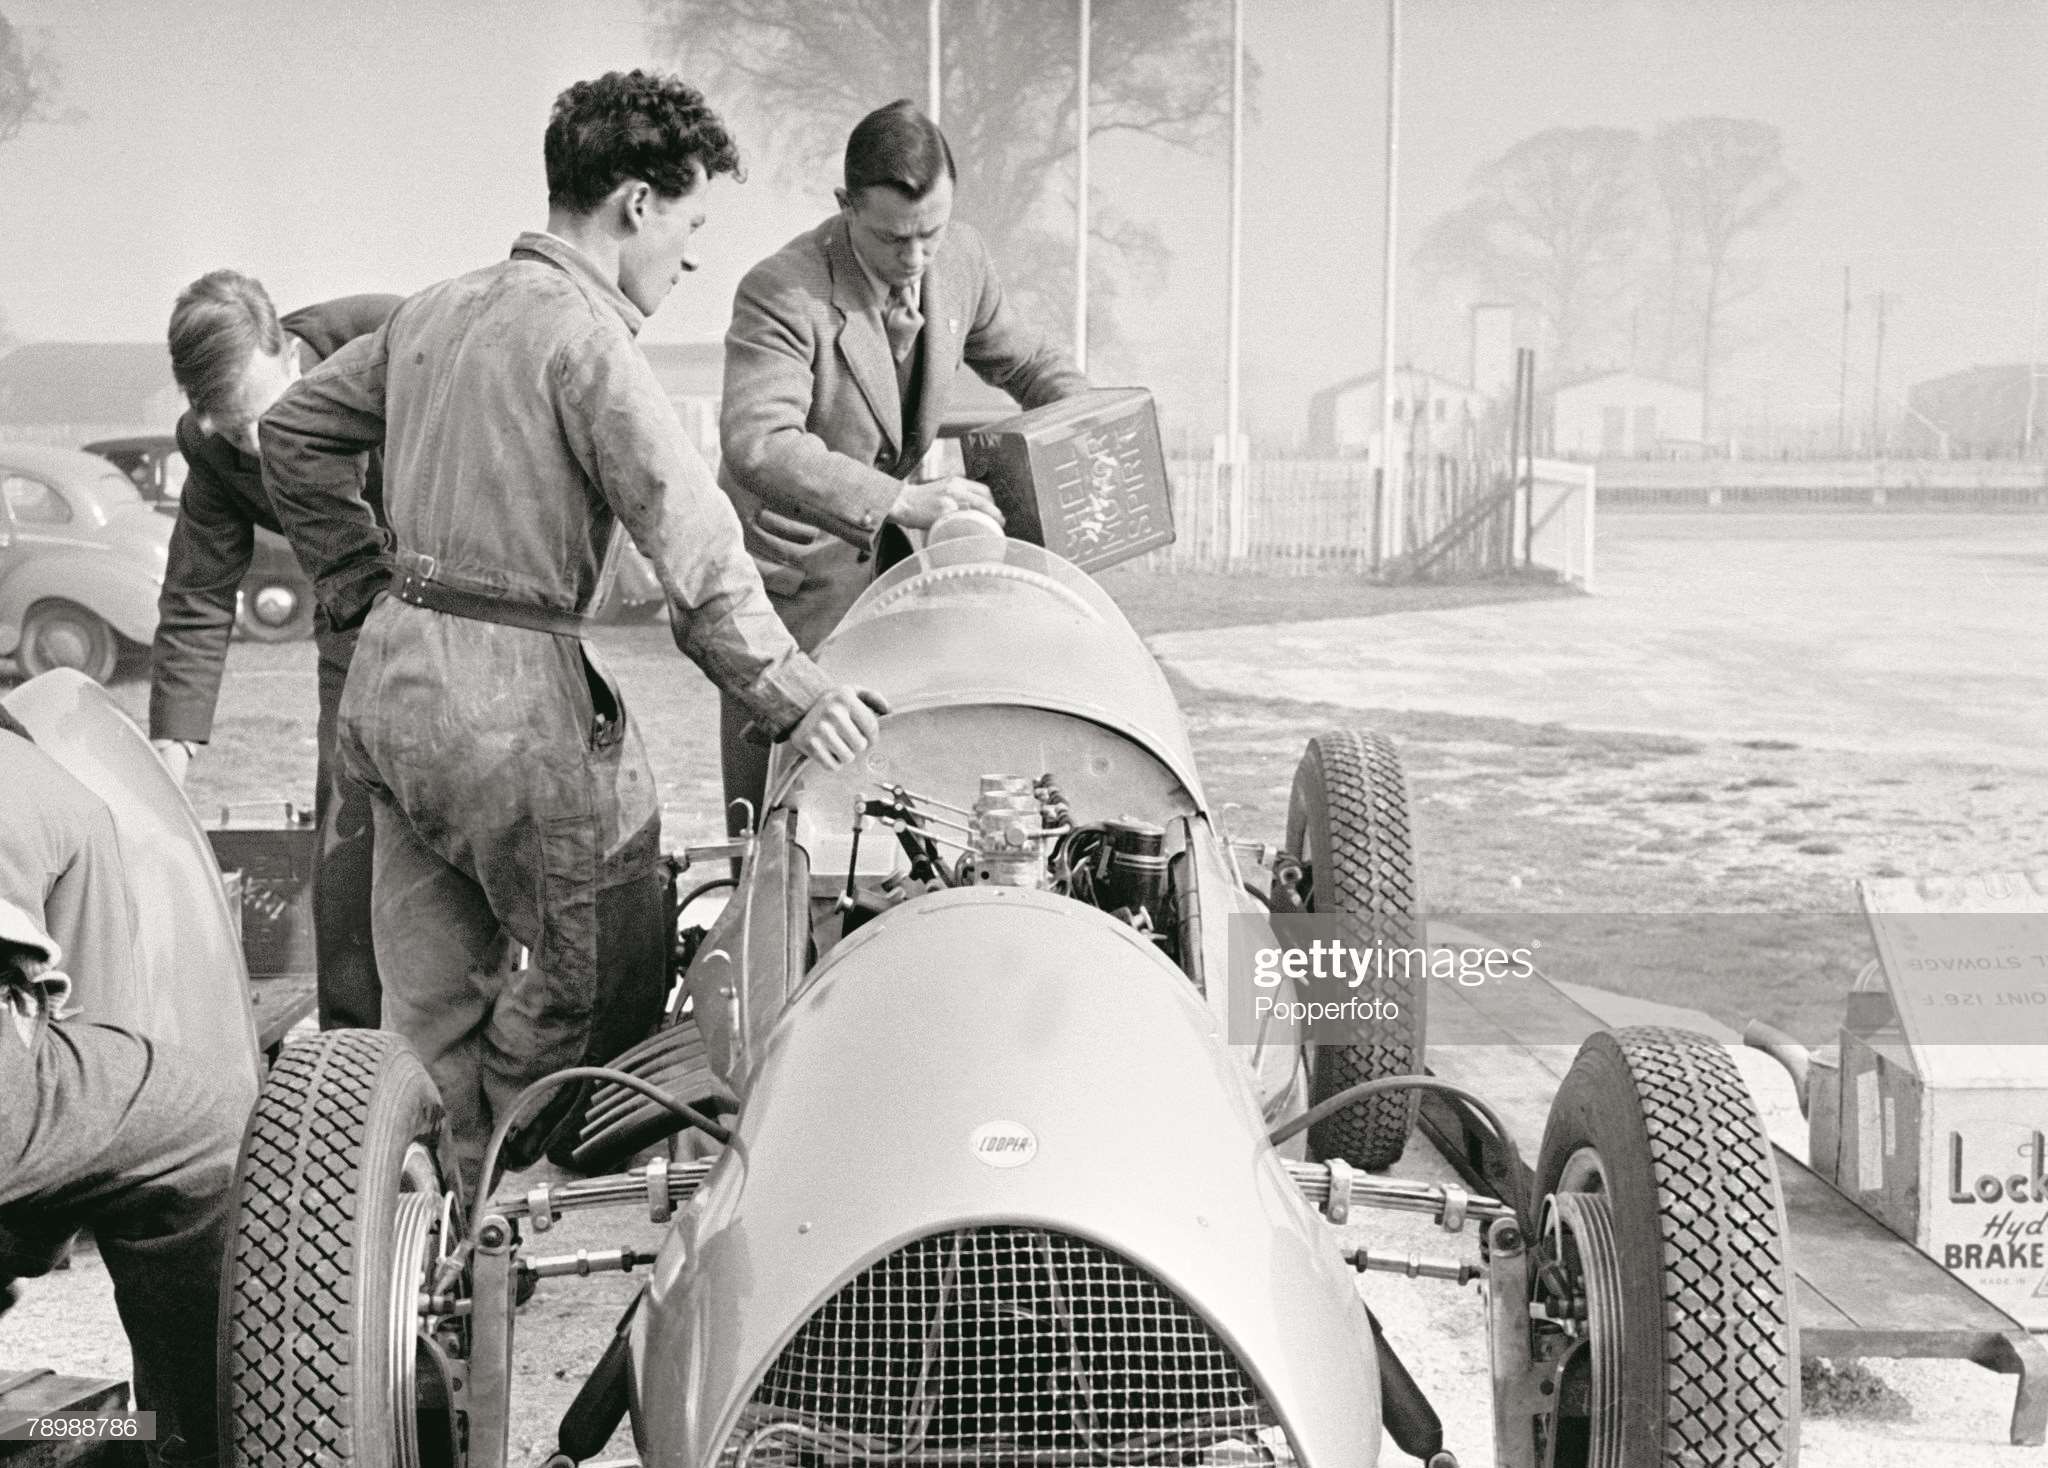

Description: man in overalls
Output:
[260,71,882,1197]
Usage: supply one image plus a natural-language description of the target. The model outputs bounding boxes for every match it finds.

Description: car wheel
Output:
[1284,729,1423,1171]
[221,1030,463,1467]
[236,577,316,642]
[18,600,119,684]
[1530,1027,1798,1467]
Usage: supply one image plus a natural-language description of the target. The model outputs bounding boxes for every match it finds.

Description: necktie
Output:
[884,283,923,364]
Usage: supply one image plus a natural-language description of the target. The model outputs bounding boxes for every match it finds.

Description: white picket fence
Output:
[1143,460,1375,572]
[1135,457,1596,590]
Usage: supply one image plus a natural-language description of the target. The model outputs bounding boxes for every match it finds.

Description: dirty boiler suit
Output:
[261,233,831,1194]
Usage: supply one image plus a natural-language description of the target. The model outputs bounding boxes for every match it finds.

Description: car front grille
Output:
[719,1225,1297,1468]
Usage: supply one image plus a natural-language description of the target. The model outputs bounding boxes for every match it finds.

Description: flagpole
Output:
[1222,0,1245,561]
[1074,0,1090,372]
[1375,0,1402,564]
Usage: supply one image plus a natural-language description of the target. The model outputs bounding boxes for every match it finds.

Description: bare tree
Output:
[0,11,69,148]
[2,11,77,351]
[643,0,1237,352]
[1415,126,1643,376]
[1649,116,1797,441]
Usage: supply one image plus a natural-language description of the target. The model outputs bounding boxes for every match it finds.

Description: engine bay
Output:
[819,771,1179,955]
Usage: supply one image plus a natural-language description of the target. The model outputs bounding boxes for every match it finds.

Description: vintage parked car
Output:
[207,509,1801,1468]
[83,434,318,643]
[0,442,170,683]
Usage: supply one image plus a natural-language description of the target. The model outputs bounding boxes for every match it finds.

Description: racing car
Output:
[211,512,1800,1467]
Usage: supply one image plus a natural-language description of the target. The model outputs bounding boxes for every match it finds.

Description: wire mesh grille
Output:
[721,1226,1296,1468]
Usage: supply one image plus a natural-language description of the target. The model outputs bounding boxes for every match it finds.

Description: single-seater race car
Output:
[217,513,1801,1468]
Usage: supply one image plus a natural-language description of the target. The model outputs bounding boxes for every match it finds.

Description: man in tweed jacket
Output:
[717,99,1088,831]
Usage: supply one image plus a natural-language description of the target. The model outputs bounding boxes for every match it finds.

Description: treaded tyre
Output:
[569,1011,733,1172]
[1533,1026,1799,1467]
[221,1029,462,1467]
[1284,729,1423,1170]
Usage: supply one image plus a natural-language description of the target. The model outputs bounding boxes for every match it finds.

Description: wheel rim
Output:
[251,584,300,626]
[1539,1147,1627,1468]
[30,618,94,671]
[1554,1145,1610,1197]
[389,1144,448,1468]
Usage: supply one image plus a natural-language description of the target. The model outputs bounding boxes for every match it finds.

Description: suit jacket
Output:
[718,215,1086,650]
[149,293,400,743]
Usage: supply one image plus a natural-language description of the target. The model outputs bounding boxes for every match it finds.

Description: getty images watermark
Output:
[1225,909,2048,1047]
[1226,913,1538,1044]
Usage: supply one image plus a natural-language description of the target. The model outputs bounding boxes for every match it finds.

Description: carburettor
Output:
[968,775,1046,887]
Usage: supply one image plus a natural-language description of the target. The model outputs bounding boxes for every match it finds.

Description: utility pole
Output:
[1074,0,1090,373]
[1869,290,1890,459]
[2024,263,2044,458]
[1374,0,1403,564]
[1836,265,1851,455]
[927,0,942,122]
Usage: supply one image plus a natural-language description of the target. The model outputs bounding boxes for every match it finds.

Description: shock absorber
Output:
[1098,817,1166,928]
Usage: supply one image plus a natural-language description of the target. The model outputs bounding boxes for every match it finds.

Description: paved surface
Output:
[1153,512,2048,771]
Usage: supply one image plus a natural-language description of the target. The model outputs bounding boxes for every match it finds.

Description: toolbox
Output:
[1814,872,2048,1329]
[203,802,320,1052]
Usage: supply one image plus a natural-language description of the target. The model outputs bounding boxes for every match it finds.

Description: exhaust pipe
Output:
[1741,1020,1811,1116]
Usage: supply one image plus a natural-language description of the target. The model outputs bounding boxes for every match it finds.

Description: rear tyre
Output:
[19,600,117,683]
[1533,1027,1799,1467]
[221,1030,462,1467]
[567,1012,734,1172]
[1284,729,1423,1170]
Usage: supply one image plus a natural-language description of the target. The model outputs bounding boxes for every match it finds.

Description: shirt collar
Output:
[849,235,922,313]
[512,230,647,336]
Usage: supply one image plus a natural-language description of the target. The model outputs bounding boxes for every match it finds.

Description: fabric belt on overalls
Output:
[390,549,592,637]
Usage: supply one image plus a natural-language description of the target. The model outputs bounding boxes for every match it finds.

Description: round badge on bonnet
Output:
[969,1120,1038,1168]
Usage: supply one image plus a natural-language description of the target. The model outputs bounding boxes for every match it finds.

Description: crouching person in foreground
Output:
[258,69,885,1203]
[0,710,244,1468]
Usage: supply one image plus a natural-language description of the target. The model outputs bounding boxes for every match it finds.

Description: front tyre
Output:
[221,1030,462,1467]
[1533,1027,1799,1467]
[1284,729,1423,1171]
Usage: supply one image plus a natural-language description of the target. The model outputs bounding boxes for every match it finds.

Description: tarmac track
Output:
[1152,511,2048,773]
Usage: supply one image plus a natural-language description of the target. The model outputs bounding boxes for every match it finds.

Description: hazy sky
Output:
[3,0,2045,445]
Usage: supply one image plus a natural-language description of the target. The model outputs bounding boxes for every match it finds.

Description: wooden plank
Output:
[0,1370,130,1465]
[1778,1148,2026,1337]
[247,972,317,1055]
[1795,1276,1857,1334]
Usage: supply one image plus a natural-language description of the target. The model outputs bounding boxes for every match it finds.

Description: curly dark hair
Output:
[544,69,743,214]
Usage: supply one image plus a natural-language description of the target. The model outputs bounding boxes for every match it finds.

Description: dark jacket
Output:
[147,294,401,743]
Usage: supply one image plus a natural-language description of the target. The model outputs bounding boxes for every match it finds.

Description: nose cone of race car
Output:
[634,887,1382,1468]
